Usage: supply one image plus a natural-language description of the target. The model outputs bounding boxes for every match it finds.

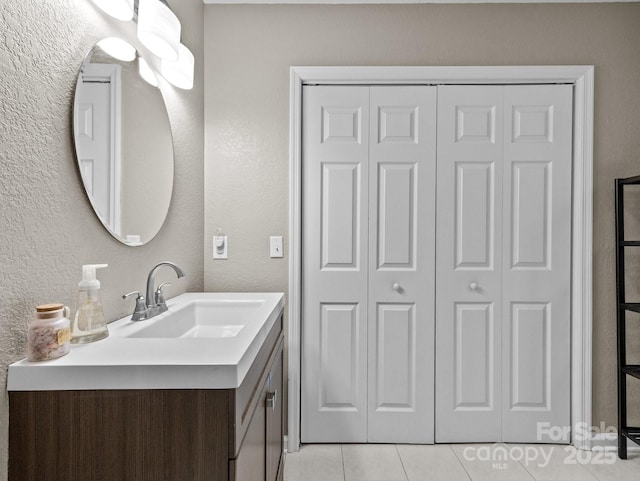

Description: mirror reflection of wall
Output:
[73,38,174,246]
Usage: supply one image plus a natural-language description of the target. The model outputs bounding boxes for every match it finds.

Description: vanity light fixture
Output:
[91,0,134,21]
[91,0,193,88]
[160,43,194,90]
[97,37,136,62]
[137,0,181,62]
[138,57,159,87]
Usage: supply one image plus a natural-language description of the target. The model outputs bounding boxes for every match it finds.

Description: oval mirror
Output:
[72,37,174,246]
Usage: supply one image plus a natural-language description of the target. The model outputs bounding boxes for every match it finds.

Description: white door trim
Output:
[288,65,594,452]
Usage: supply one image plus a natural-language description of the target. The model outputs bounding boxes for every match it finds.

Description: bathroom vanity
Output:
[8,293,285,481]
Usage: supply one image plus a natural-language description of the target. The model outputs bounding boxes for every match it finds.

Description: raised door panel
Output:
[501,85,572,443]
[374,304,416,409]
[302,86,369,442]
[455,162,495,269]
[377,163,416,269]
[436,86,503,442]
[321,163,361,269]
[368,86,436,443]
[510,161,551,269]
[319,304,361,410]
[509,303,550,411]
[454,303,495,410]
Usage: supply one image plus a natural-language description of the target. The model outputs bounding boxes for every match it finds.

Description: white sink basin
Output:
[8,292,285,391]
[125,299,265,339]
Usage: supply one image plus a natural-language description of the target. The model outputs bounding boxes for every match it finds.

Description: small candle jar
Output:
[27,304,71,362]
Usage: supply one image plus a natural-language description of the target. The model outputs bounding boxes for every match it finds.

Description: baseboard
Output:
[283,432,638,453]
[590,432,640,452]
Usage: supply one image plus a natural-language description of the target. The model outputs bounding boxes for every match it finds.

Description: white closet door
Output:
[302,85,436,443]
[435,86,505,442]
[502,85,572,442]
[367,86,436,443]
[301,86,370,442]
[436,85,572,443]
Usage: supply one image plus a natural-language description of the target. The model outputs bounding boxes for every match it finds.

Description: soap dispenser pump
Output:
[71,264,109,344]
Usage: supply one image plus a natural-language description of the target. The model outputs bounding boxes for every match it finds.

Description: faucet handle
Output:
[155,282,171,307]
[122,291,148,321]
[123,290,143,301]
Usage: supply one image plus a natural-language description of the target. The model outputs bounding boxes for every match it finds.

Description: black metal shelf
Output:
[618,175,640,185]
[622,303,640,314]
[615,177,640,459]
[621,427,640,445]
[622,365,640,381]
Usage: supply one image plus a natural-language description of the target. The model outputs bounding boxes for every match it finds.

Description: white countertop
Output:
[8,292,285,391]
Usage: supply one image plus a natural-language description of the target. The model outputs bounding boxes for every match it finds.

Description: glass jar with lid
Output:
[27,304,71,362]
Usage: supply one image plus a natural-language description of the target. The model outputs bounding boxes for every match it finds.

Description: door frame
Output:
[288,65,595,452]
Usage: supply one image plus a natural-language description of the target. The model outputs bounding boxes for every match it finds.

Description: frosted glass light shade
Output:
[138,57,159,87]
[91,0,134,21]
[97,38,136,62]
[137,0,181,61]
[160,44,194,90]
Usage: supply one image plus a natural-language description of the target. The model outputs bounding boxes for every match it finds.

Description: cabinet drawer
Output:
[230,314,283,457]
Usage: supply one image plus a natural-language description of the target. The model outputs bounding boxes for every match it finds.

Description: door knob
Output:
[392,282,401,292]
[469,282,479,291]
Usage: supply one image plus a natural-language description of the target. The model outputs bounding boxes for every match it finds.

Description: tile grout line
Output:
[580,452,608,481]
[292,444,628,481]
[449,444,476,481]
[340,444,347,481]
[516,444,605,481]
[512,444,533,480]
[511,446,539,481]
[394,444,410,481]
[502,444,536,481]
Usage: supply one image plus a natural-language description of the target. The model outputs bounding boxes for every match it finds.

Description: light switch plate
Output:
[213,235,227,259]
[270,236,283,258]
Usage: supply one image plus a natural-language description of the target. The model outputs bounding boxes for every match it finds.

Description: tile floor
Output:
[284,444,640,481]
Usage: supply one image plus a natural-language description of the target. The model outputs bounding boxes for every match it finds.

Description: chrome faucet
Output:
[123,261,186,321]
[146,261,186,315]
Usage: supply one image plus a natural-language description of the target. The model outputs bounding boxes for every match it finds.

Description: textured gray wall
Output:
[0,0,204,477]
[203,3,640,433]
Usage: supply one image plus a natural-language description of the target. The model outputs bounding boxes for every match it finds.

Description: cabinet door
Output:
[266,346,284,481]
[232,338,284,481]
[233,386,267,481]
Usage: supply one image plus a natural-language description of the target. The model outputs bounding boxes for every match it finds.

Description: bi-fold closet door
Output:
[301,83,573,444]
[301,86,437,443]
[435,85,572,443]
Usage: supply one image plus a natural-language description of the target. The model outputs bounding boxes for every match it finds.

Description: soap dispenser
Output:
[71,264,109,344]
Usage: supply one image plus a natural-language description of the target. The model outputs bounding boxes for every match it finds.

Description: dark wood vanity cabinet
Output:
[9,315,285,481]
